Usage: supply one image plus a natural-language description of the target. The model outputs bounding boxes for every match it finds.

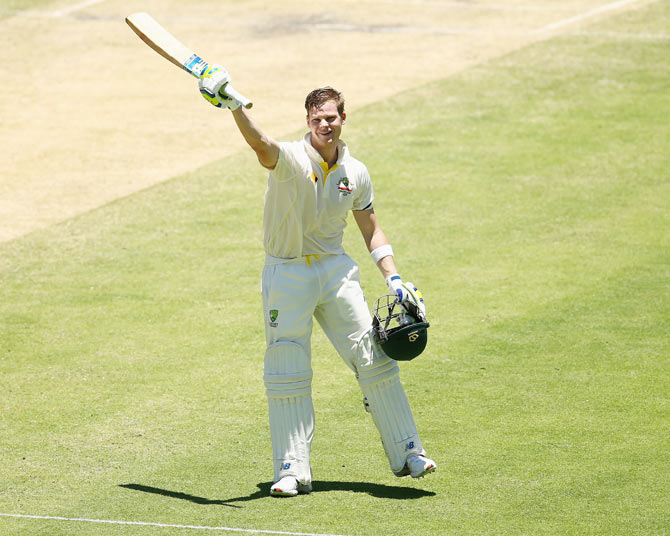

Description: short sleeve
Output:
[270,142,301,183]
[352,163,374,211]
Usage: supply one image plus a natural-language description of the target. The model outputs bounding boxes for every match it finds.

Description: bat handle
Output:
[224,83,253,109]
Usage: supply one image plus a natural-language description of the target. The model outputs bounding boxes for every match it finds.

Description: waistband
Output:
[265,253,336,266]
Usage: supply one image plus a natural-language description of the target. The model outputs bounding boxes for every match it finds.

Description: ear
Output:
[341,111,347,124]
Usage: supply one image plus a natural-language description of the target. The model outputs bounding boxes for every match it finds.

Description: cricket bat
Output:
[125,12,253,109]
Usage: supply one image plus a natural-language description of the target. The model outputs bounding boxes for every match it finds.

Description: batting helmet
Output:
[372,294,430,361]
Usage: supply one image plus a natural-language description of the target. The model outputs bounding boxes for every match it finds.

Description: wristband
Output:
[370,244,393,264]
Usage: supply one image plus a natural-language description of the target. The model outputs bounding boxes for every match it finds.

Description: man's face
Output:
[306,100,346,151]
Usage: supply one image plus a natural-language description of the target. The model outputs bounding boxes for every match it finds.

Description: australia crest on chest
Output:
[309,165,354,200]
[335,175,353,196]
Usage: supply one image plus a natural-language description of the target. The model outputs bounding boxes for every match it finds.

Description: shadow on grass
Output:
[311,480,435,499]
[119,483,247,508]
[120,480,434,506]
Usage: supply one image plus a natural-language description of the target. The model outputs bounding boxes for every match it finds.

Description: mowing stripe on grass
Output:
[51,0,104,17]
[533,0,645,33]
[0,513,354,536]
[568,30,670,40]
[337,0,582,12]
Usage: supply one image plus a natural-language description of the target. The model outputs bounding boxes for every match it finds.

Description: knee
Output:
[355,335,399,388]
[264,342,312,398]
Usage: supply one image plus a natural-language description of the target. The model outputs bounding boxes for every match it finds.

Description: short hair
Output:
[305,87,345,117]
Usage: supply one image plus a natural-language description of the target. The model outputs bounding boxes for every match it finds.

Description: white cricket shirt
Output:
[263,133,374,260]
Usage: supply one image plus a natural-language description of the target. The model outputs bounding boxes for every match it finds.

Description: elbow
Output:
[253,140,278,169]
[249,134,270,153]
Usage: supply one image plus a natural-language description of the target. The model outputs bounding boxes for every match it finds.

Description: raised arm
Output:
[198,64,279,169]
[231,107,280,170]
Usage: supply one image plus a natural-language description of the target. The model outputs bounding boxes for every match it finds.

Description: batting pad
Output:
[264,341,314,484]
[357,349,424,474]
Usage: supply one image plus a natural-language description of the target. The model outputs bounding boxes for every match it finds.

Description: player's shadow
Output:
[119,484,250,508]
[311,480,436,499]
[120,481,434,506]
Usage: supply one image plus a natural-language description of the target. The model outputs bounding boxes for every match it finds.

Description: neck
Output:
[311,136,338,167]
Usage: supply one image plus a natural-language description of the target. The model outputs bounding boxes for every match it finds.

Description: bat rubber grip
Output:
[225,83,253,109]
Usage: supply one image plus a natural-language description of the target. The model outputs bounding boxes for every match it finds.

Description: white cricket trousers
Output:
[261,253,424,485]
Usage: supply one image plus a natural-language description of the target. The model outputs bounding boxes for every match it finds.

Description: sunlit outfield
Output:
[1,3,669,535]
[0,0,56,19]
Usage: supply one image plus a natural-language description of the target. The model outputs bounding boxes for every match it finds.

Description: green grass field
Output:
[1,3,669,535]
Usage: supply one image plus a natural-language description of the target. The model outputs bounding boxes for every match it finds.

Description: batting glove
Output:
[198,64,241,110]
[386,274,426,316]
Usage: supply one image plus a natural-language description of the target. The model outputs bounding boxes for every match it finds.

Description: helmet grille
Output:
[372,295,430,361]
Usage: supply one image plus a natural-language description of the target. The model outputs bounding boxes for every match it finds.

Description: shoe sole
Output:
[270,484,312,497]
[271,488,298,497]
[411,464,436,479]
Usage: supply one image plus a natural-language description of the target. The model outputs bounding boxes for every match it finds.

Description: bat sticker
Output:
[183,54,208,77]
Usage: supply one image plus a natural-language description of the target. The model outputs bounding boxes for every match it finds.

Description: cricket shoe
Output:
[395,455,437,478]
[270,476,312,497]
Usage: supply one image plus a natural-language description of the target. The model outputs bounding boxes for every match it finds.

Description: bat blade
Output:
[125,12,252,108]
[125,13,203,76]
